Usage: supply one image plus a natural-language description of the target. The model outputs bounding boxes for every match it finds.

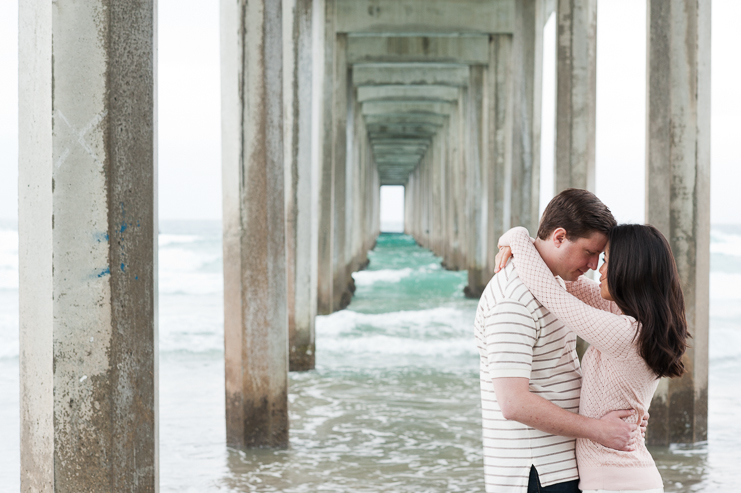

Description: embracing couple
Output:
[474,188,688,493]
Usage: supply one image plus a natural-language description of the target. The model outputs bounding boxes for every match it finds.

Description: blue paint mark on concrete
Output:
[97,267,110,277]
[120,263,126,272]
[120,223,127,233]
[137,220,140,228]
[94,232,109,243]
[135,276,138,280]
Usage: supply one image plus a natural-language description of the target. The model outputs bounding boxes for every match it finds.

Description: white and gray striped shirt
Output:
[474,261,582,492]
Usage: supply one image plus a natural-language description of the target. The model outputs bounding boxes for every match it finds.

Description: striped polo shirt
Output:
[474,261,582,492]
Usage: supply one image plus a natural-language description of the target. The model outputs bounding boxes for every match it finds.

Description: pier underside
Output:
[17,0,710,488]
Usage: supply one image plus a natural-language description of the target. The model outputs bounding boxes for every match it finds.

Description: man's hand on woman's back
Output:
[593,409,642,452]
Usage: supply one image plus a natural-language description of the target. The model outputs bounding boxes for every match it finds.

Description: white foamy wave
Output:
[710,272,741,301]
[317,306,474,339]
[159,234,201,247]
[318,333,476,357]
[711,230,741,257]
[159,247,219,274]
[159,330,223,354]
[352,268,413,286]
[159,272,223,295]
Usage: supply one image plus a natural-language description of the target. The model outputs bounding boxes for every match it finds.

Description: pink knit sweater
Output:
[502,227,664,491]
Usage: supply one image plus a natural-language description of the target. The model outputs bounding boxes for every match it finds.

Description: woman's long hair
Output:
[607,224,689,378]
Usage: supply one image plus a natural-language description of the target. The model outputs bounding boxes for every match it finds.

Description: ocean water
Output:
[0,220,739,492]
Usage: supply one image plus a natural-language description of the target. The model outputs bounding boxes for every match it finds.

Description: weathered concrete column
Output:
[436,123,449,262]
[284,0,316,371]
[512,0,547,234]
[465,66,488,298]
[348,91,364,272]
[221,0,288,447]
[442,119,456,268]
[371,164,381,240]
[332,34,351,311]
[645,0,710,446]
[455,89,469,269]
[404,176,412,234]
[406,171,416,237]
[316,0,335,315]
[440,95,461,269]
[19,1,157,490]
[431,130,444,255]
[485,34,514,284]
[555,0,597,193]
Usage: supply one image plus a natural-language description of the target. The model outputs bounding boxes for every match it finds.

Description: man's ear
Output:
[552,228,567,248]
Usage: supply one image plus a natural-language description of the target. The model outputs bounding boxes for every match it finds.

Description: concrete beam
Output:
[374,155,423,163]
[366,122,441,132]
[357,84,459,102]
[367,124,439,138]
[369,134,435,143]
[369,138,431,145]
[645,0,710,446]
[364,113,447,126]
[336,0,515,34]
[19,1,157,489]
[347,35,489,64]
[353,63,469,86]
[361,100,456,116]
[554,0,597,193]
[373,145,428,153]
[378,174,416,180]
[221,0,288,448]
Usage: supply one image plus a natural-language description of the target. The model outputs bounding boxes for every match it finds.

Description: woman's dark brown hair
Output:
[607,224,689,378]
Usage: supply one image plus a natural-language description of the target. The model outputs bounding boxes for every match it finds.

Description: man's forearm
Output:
[500,388,598,440]
[492,377,638,451]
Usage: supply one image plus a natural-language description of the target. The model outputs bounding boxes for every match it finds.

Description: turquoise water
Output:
[220,234,485,492]
[0,225,740,491]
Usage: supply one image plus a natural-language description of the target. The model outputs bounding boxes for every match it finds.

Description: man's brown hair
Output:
[537,188,616,240]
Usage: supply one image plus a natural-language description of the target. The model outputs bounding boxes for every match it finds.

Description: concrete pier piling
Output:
[645,0,710,446]
[284,0,317,371]
[19,0,158,490]
[555,0,597,193]
[220,0,288,447]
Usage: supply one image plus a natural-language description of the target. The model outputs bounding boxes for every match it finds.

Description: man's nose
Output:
[587,255,599,271]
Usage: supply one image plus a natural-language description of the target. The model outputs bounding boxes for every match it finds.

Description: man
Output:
[474,189,642,493]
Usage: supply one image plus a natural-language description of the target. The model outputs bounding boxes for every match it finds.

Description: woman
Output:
[496,225,688,493]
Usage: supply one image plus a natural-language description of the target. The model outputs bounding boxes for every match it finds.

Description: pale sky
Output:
[1,1,739,225]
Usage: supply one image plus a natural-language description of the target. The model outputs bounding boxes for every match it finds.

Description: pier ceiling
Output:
[342,0,509,186]
[336,0,515,34]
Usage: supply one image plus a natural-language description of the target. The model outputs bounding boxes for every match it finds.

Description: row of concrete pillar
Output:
[220,0,381,449]
[402,0,710,447]
[16,0,710,489]
[18,0,382,489]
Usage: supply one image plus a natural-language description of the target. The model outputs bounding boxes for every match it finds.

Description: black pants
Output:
[527,466,580,493]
